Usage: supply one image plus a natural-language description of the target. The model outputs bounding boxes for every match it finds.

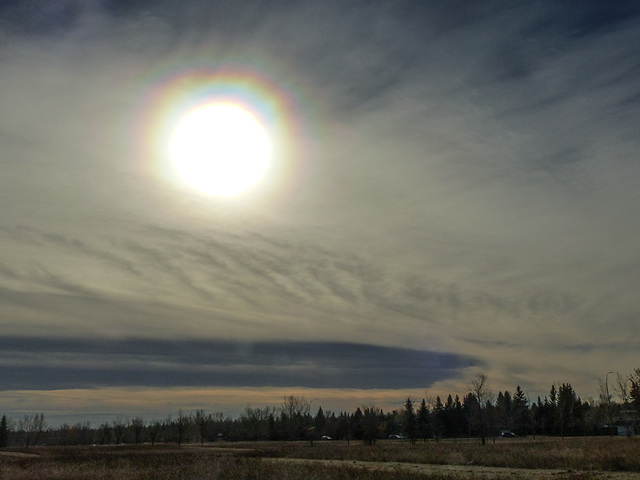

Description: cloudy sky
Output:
[1,0,639,425]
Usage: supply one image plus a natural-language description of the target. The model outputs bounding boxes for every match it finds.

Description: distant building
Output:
[614,409,638,436]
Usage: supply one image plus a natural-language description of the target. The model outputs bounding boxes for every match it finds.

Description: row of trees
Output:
[398,368,640,444]
[0,413,46,448]
[401,380,593,445]
[2,370,640,447]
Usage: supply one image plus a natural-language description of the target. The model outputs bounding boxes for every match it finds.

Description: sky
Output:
[1,0,639,426]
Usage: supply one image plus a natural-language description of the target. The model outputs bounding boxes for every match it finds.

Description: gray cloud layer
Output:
[0,336,476,390]
[1,0,639,403]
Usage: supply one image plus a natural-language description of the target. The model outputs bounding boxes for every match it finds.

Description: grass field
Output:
[1,436,640,479]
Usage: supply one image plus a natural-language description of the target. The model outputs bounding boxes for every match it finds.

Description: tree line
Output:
[2,369,640,447]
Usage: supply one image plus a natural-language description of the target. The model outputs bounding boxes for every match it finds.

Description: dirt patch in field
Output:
[0,451,40,458]
[187,446,256,455]
[265,457,640,479]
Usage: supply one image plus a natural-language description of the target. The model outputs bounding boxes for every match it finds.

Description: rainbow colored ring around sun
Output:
[136,65,306,197]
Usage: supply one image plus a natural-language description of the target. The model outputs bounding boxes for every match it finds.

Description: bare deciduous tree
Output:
[98,422,111,445]
[112,417,128,444]
[280,395,310,440]
[469,373,492,445]
[175,410,189,446]
[18,413,46,447]
[614,372,630,405]
[131,417,145,445]
[241,406,275,441]
[281,395,310,417]
[195,409,213,445]
[148,419,163,446]
[361,404,384,445]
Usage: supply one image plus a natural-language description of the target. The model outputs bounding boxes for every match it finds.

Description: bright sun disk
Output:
[169,103,271,196]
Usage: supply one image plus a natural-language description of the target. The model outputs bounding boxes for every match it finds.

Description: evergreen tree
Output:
[417,399,430,442]
[531,398,542,437]
[351,408,364,441]
[453,395,466,438]
[324,412,338,439]
[573,396,588,435]
[558,383,577,437]
[462,393,479,437]
[442,395,455,437]
[314,406,326,438]
[267,413,278,441]
[335,412,351,443]
[496,391,512,432]
[433,396,444,441]
[548,384,559,435]
[0,415,9,448]
[403,398,417,444]
[512,385,530,435]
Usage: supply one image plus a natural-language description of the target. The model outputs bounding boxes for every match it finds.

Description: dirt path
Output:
[264,457,640,479]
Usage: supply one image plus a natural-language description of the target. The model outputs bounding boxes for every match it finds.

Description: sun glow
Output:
[169,103,271,196]
[134,66,310,202]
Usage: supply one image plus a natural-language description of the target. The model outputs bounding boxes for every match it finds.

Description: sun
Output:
[168,103,271,196]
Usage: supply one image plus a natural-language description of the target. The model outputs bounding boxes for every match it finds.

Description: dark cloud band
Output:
[0,337,477,391]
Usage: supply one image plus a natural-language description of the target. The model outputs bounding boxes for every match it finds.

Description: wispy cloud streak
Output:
[0,0,639,406]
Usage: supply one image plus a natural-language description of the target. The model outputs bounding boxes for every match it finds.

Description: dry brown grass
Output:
[249,436,640,471]
[0,436,639,479]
